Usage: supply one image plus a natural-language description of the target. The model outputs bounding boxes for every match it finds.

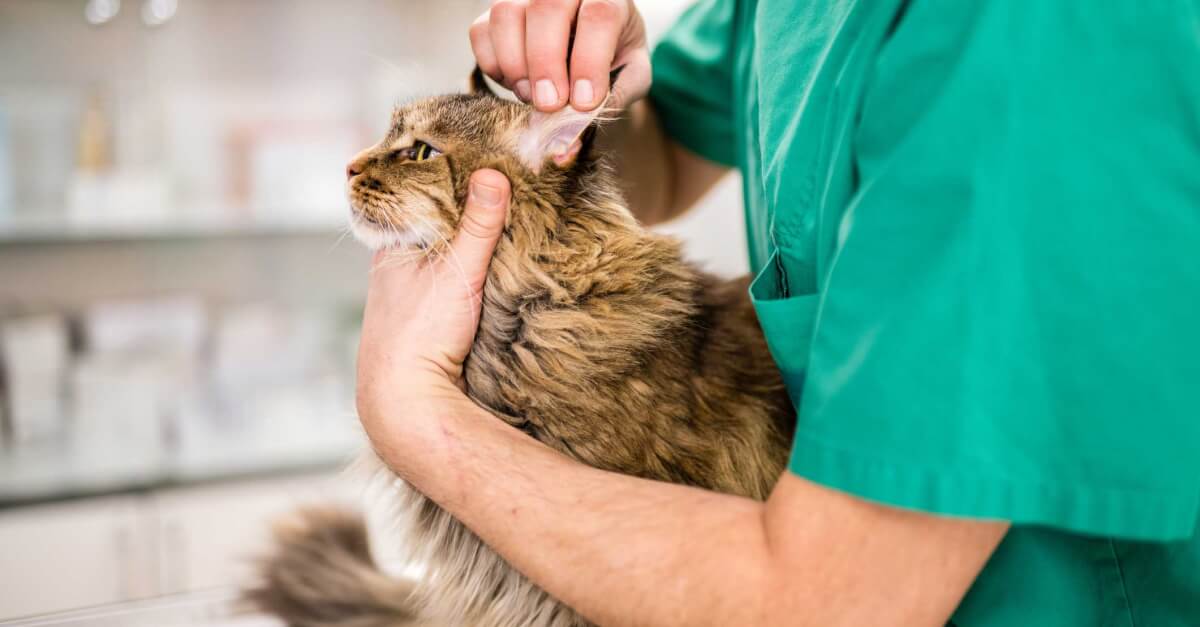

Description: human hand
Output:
[354,170,512,450]
[469,0,651,112]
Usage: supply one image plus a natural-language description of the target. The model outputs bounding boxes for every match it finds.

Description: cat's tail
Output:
[244,506,436,627]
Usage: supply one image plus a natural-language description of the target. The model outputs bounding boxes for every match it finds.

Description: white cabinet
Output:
[0,471,353,621]
[0,496,152,619]
[152,473,352,594]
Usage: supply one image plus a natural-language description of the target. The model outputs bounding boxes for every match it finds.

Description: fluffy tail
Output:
[245,506,434,627]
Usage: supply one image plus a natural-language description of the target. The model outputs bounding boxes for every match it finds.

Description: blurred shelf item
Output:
[0,295,362,509]
[0,422,359,508]
[0,315,70,446]
[0,214,348,244]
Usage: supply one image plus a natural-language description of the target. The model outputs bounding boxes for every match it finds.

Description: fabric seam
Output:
[792,431,1197,503]
[1107,540,1137,627]
[788,432,1200,540]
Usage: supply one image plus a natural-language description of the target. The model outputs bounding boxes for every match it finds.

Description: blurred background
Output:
[0,1,745,624]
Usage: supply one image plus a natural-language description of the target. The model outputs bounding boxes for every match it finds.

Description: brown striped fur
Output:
[248,72,792,627]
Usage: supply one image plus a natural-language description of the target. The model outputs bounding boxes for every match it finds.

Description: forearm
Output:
[599,100,730,226]
[599,100,672,224]
[371,393,775,627]
[366,383,1006,627]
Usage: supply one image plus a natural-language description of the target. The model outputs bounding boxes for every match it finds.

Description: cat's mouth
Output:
[347,191,438,252]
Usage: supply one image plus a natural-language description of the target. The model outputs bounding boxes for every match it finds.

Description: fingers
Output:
[471,0,646,111]
[526,0,579,111]
[488,0,531,99]
[469,12,501,84]
[451,170,512,290]
[569,0,627,110]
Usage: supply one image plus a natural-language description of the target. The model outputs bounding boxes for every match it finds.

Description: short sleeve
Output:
[789,2,1200,541]
[648,0,739,167]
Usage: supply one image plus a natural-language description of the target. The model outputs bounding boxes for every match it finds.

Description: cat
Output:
[246,69,794,627]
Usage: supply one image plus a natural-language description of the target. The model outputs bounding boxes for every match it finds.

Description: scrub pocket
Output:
[749,250,820,409]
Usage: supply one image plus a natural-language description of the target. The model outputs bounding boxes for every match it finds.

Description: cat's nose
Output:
[346,157,368,180]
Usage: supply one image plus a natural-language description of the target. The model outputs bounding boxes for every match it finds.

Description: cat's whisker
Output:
[326,224,354,255]
[410,211,479,320]
[415,245,441,321]
[373,251,411,269]
[384,202,451,317]
[406,211,458,273]
[372,247,428,273]
[366,226,432,270]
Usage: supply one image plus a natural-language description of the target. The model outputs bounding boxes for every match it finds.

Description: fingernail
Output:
[514,79,531,101]
[470,181,503,208]
[573,79,595,107]
[534,79,558,107]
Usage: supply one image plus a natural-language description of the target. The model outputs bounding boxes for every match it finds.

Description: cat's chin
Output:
[348,216,432,252]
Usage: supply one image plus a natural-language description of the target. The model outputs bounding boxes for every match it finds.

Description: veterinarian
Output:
[355,1,1200,624]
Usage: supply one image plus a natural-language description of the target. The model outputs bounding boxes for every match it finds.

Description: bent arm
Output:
[369,393,1007,627]
[602,99,731,226]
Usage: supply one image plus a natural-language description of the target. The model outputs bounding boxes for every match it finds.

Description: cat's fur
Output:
[247,70,793,627]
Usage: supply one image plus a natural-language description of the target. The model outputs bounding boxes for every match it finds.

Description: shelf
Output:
[0,423,361,509]
[0,215,350,245]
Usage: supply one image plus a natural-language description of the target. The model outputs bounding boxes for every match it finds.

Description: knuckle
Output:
[526,47,561,68]
[579,0,622,24]
[468,20,489,42]
[528,0,570,13]
[459,212,495,240]
[498,58,526,77]
[569,48,610,77]
[490,0,525,17]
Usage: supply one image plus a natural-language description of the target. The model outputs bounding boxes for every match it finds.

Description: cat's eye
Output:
[406,140,442,162]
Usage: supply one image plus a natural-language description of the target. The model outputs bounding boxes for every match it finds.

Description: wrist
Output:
[357,373,466,461]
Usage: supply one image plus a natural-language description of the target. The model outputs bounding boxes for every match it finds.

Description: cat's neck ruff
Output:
[464,165,703,422]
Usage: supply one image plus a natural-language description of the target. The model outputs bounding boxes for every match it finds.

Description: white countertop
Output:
[0,589,282,627]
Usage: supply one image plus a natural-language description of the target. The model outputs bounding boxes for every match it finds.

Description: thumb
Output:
[451,169,511,285]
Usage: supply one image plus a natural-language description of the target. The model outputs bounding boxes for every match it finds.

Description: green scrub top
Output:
[649,1,1200,624]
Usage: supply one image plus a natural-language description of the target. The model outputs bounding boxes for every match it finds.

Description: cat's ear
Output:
[469,66,501,98]
[515,65,626,172]
[516,105,609,172]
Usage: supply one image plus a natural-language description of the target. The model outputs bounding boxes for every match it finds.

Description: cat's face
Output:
[346,81,604,251]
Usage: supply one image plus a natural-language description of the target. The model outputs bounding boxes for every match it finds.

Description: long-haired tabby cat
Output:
[247,69,793,627]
